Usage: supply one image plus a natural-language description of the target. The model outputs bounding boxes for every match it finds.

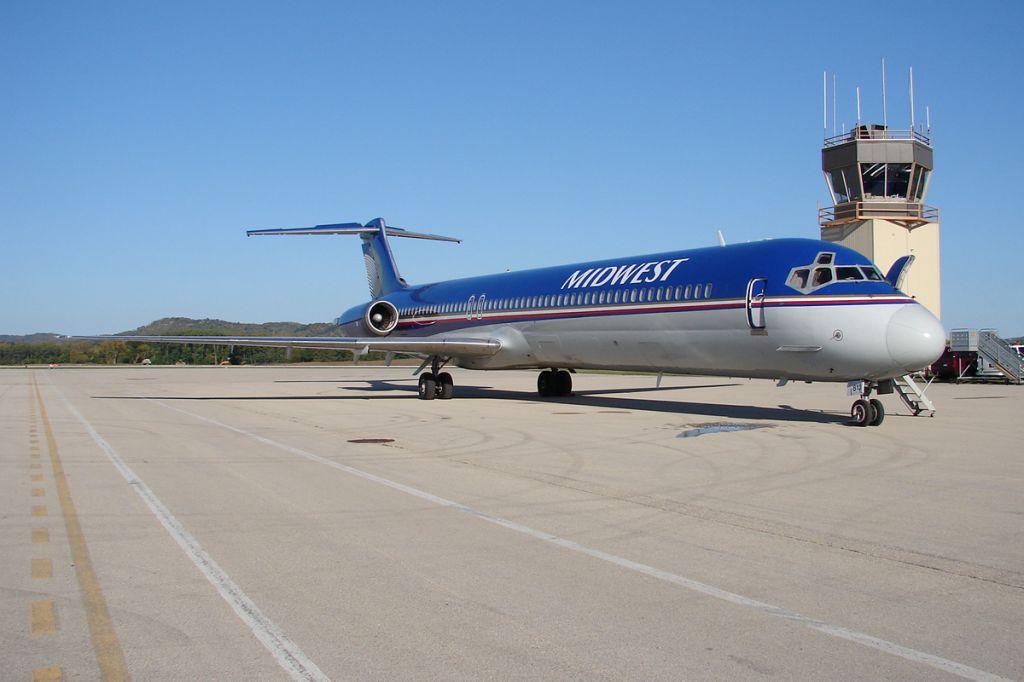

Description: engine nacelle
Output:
[364,300,399,336]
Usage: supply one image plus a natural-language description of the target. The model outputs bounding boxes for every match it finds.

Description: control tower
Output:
[819,124,941,318]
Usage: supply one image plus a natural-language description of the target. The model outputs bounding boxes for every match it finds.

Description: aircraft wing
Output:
[73,335,502,357]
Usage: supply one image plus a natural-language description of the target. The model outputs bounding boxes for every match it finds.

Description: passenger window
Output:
[684,284,692,300]
[704,283,713,299]
[614,290,621,303]
[630,289,638,303]
[812,268,833,286]
[599,291,606,304]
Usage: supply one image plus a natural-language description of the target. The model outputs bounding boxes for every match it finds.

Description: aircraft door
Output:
[746,278,767,330]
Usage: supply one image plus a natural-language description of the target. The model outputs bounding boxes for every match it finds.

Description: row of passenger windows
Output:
[399,282,715,318]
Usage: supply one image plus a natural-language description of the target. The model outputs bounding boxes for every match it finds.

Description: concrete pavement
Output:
[2,365,1021,680]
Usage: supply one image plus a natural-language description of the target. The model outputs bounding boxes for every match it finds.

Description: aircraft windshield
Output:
[786,253,885,293]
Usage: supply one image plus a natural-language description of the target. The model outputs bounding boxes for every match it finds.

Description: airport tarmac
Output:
[2,365,1022,681]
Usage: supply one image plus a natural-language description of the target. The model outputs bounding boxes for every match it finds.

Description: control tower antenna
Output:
[909,66,916,130]
[881,57,888,129]
[822,71,827,139]
[833,73,837,138]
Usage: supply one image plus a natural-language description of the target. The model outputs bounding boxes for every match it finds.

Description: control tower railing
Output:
[823,128,931,148]
[819,201,939,226]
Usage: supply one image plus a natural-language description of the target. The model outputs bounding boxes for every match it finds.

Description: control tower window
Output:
[911,168,931,201]
[887,163,912,198]
[862,163,886,198]
[827,166,858,202]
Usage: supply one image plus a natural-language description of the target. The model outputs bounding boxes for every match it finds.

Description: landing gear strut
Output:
[537,369,572,397]
[417,356,455,400]
[850,382,885,427]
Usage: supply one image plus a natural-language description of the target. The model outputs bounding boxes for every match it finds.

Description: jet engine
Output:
[364,300,399,336]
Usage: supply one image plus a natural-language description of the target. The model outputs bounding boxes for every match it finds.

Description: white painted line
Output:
[150,399,1012,682]
[50,385,330,682]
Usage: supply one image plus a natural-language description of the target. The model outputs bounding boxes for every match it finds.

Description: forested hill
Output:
[0,318,351,365]
[124,317,341,337]
[0,333,63,344]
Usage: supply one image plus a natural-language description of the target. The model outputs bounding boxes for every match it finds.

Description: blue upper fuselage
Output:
[336,238,897,334]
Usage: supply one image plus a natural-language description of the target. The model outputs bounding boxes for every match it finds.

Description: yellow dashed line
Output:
[32,487,46,497]
[33,558,53,579]
[31,461,42,469]
[32,505,48,517]
[33,667,62,682]
[33,374,129,681]
[32,473,44,482]
[31,600,57,635]
[33,528,50,544]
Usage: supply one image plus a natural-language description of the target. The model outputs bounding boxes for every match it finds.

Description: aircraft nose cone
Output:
[886,304,945,372]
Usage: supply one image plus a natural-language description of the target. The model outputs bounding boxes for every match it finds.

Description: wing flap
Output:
[72,335,501,357]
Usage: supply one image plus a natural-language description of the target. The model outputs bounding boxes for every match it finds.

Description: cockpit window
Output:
[786,251,887,293]
[836,266,862,280]
[861,266,883,281]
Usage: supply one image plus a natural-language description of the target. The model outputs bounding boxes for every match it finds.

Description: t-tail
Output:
[247,217,461,298]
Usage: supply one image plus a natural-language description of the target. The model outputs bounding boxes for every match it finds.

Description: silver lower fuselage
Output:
[452,298,944,383]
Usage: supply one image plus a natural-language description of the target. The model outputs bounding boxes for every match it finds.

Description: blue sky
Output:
[2,1,1021,336]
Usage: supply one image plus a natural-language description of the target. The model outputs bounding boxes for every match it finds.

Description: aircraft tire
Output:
[869,398,885,426]
[851,399,872,426]
[556,370,572,396]
[437,372,454,400]
[418,373,437,400]
[537,371,553,397]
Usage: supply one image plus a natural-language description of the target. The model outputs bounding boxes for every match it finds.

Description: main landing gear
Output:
[417,356,455,400]
[850,381,885,427]
[537,369,573,397]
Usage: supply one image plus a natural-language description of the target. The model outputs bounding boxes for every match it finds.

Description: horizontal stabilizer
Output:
[247,223,461,243]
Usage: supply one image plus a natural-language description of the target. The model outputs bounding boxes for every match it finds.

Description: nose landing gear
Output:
[850,381,885,427]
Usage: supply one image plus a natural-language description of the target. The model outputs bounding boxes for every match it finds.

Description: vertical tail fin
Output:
[360,218,407,298]
[247,217,461,299]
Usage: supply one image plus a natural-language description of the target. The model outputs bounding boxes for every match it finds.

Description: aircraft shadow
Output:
[94,380,843,424]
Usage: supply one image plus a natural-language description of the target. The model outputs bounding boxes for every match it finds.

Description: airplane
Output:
[81,217,945,426]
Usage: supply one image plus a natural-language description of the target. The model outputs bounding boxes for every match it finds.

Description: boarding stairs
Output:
[893,374,936,416]
[977,331,1023,384]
